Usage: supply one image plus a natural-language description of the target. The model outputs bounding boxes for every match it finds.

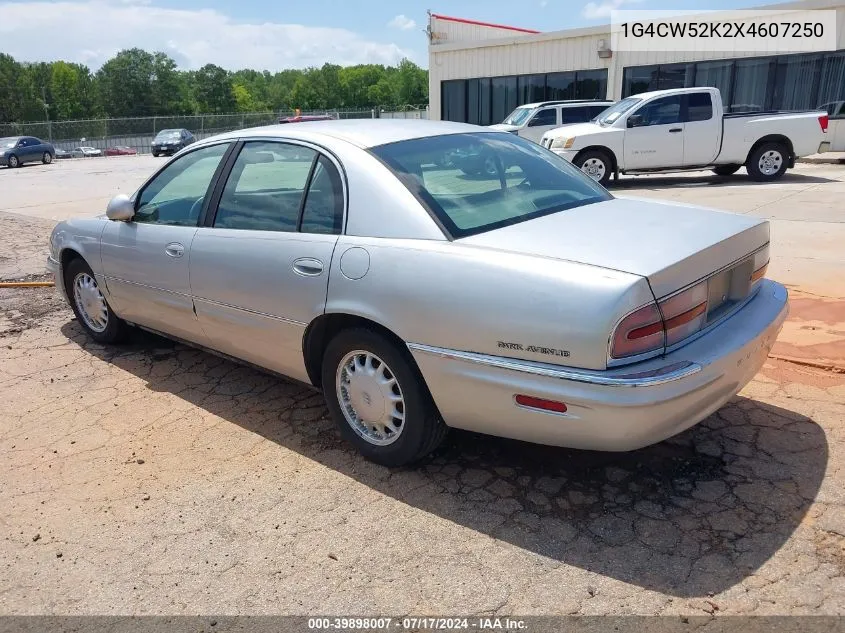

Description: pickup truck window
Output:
[686,93,713,122]
[372,132,612,239]
[636,95,682,126]
[597,97,641,125]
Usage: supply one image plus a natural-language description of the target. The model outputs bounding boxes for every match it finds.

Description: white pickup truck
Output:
[540,87,830,184]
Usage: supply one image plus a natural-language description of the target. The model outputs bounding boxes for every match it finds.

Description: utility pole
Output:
[41,86,52,143]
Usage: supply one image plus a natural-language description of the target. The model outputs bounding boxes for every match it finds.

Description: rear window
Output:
[371,132,612,239]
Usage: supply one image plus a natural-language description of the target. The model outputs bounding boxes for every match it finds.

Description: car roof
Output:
[517,100,614,109]
[209,119,490,149]
[624,87,718,101]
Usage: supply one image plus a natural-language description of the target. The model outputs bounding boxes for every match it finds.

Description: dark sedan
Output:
[0,136,55,168]
[151,129,195,157]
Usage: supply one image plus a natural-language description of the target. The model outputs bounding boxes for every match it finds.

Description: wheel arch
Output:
[745,135,794,165]
[302,312,419,390]
[572,145,618,173]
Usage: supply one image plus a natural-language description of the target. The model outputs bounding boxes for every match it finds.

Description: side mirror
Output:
[106,194,135,222]
[627,114,644,128]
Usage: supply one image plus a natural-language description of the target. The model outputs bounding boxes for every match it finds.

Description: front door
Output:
[100,142,231,343]
[520,107,559,143]
[189,140,345,383]
[623,95,684,170]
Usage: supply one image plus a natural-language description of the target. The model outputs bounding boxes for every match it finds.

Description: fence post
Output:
[104,118,108,145]
[201,115,204,136]
[153,116,157,135]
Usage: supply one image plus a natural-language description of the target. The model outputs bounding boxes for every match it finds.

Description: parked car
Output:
[0,136,55,167]
[71,147,103,158]
[491,100,615,143]
[47,120,788,466]
[105,146,138,156]
[54,148,72,159]
[279,115,336,124]
[540,87,830,184]
[151,129,195,157]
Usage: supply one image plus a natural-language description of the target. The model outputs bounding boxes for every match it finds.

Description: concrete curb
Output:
[797,153,845,165]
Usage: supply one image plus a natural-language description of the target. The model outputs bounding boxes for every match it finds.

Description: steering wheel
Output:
[188,196,205,221]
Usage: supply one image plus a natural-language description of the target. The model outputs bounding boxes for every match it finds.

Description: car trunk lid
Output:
[458,196,769,299]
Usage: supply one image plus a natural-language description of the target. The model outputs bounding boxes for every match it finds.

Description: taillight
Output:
[611,281,708,359]
[751,261,768,284]
[819,114,829,133]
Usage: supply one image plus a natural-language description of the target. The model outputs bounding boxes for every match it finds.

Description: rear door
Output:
[189,139,345,383]
[623,95,684,169]
[681,92,721,166]
[520,107,559,143]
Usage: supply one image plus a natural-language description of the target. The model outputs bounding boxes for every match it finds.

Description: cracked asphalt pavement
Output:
[1,158,844,615]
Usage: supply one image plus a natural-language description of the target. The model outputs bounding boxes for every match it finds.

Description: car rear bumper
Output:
[409,279,788,451]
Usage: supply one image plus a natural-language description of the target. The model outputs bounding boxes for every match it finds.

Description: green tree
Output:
[191,64,235,114]
[0,53,23,122]
[96,48,156,117]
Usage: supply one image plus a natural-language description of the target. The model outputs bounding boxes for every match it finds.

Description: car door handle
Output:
[669,128,683,133]
[292,258,324,276]
[164,242,185,258]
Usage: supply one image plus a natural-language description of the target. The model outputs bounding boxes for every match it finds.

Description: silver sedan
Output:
[47,120,788,466]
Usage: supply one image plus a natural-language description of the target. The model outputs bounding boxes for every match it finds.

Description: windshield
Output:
[0,138,19,149]
[155,130,181,140]
[371,132,612,239]
[502,107,534,126]
[596,97,641,125]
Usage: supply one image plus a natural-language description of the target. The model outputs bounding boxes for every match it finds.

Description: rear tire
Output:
[712,164,740,176]
[42,152,53,164]
[64,258,129,344]
[746,142,789,181]
[322,328,447,467]
[574,150,612,186]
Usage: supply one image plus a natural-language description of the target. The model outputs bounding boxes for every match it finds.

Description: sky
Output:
[0,0,769,72]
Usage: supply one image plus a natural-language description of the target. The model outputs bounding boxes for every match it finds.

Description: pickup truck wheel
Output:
[574,151,611,186]
[322,328,447,467]
[64,258,129,344]
[747,143,788,181]
[712,164,741,176]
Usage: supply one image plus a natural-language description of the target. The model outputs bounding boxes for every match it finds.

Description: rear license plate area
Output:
[706,258,754,322]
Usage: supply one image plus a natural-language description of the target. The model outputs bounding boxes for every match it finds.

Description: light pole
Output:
[41,86,52,143]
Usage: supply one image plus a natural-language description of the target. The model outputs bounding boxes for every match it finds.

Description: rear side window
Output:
[214,142,316,232]
[561,107,588,124]
[300,156,344,234]
[686,93,714,122]
[371,132,611,239]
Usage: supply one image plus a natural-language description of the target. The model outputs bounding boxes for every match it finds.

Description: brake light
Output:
[611,281,708,359]
[751,261,768,284]
[515,395,568,414]
[819,114,829,133]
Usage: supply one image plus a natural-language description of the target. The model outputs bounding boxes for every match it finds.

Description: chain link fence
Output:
[0,106,429,156]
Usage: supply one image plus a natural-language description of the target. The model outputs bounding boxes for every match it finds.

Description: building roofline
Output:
[430,13,541,34]
[430,0,844,53]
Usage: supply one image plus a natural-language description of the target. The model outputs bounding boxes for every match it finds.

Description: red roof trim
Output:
[430,13,541,34]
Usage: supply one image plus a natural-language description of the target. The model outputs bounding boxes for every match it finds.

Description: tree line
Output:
[0,48,429,124]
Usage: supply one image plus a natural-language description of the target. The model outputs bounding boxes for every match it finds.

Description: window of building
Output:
[818,52,845,119]
[441,80,467,123]
[491,76,518,124]
[622,65,659,97]
[573,69,608,100]
[772,54,822,111]
[546,72,575,100]
[694,60,733,107]
[518,74,546,104]
[731,58,774,112]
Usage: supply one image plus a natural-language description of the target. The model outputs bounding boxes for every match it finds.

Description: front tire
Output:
[712,164,740,176]
[42,152,53,164]
[322,328,447,467]
[574,150,612,186]
[64,258,128,344]
[746,143,788,181]
[7,154,20,168]
[152,151,159,157]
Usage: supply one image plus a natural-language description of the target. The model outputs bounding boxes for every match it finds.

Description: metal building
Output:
[428,0,845,150]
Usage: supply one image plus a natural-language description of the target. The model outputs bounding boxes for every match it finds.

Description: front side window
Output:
[213,141,317,232]
[135,143,230,226]
[528,108,557,127]
[371,132,611,239]
[635,95,682,126]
